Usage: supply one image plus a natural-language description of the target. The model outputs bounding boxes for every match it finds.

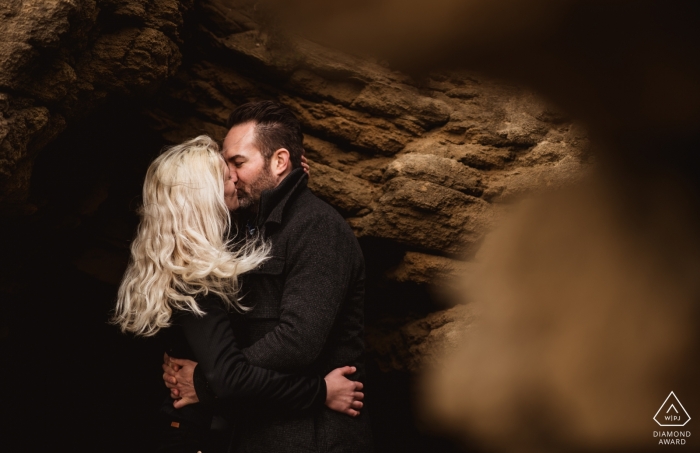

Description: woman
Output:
[112,136,363,451]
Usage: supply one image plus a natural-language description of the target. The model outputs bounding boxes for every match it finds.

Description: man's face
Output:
[222,121,275,211]
[222,158,239,211]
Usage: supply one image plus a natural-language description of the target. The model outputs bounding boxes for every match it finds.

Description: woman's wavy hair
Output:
[113,135,268,336]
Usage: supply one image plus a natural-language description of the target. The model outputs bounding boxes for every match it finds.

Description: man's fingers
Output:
[162,363,177,377]
[162,371,177,385]
[167,361,181,372]
[173,396,194,409]
[351,400,363,410]
[354,381,364,391]
[353,391,364,401]
[346,409,359,417]
[164,353,187,371]
[163,360,178,373]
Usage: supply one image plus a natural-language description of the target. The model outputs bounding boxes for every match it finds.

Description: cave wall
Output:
[0,0,589,373]
[141,0,589,371]
[0,0,190,210]
[0,1,591,451]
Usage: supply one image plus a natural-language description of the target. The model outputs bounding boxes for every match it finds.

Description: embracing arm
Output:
[242,215,360,371]
[170,296,363,416]
[176,295,326,413]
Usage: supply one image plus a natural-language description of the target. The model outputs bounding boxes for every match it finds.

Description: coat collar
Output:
[255,168,308,228]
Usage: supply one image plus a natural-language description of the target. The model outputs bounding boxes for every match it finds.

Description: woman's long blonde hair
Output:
[113,135,267,336]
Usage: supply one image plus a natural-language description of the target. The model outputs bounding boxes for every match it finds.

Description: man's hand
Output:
[162,352,181,398]
[162,352,200,409]
[324,366,364,417]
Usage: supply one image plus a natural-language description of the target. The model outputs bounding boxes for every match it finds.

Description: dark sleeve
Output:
[242,213,357,371]
[158,324,214,430]
[179,295,327,414]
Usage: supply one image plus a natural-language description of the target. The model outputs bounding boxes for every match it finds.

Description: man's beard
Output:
[237,165,276,212]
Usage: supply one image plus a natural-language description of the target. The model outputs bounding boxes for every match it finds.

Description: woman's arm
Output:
[165,295,363,416]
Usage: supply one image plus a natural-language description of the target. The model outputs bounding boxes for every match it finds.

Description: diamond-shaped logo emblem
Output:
[654,391,691,427]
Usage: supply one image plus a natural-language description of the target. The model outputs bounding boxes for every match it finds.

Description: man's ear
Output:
[270,148,291,179]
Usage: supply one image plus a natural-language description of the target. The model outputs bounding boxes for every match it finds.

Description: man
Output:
[165,101,373,452]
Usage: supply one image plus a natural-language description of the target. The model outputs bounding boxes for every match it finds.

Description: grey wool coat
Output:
[228,168,373,453]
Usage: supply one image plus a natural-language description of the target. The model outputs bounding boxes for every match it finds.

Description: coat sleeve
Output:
[179,295,327,414]
[242,213,358,371]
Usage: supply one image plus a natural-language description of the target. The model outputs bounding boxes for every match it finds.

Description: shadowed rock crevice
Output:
[0,0,191,208]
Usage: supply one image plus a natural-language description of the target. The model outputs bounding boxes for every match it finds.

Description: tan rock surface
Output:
[0,0,190,208]
[386,251,474,286]
[350,177,493,255]
[0,0,589,375]
[366,304,477,373]
[145,0,588,264]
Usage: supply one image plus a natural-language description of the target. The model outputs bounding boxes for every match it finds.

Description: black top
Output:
[161,294,326,427]
[234,168,367,377]
[227,168,373,452]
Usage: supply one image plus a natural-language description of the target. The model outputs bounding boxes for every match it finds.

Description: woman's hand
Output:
[324,366,364,417]
[301,155,310,175]
[162,353,200,409]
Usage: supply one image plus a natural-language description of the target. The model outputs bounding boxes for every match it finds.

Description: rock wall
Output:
[142,0,589,371]
[0,0,589,374]
[0,0,190,210]
[0,2,597,451]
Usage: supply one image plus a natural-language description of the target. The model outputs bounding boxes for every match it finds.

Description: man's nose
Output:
[228,165,238,182]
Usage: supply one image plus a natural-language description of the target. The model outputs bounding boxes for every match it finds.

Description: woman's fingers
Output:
[301,155,310,175]
[338,366,356,376]
[323,365,365,417]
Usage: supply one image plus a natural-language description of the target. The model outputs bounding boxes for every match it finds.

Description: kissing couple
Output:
[113,101,374,452]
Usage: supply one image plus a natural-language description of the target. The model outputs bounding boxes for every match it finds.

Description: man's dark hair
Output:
[227,100,304,169]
